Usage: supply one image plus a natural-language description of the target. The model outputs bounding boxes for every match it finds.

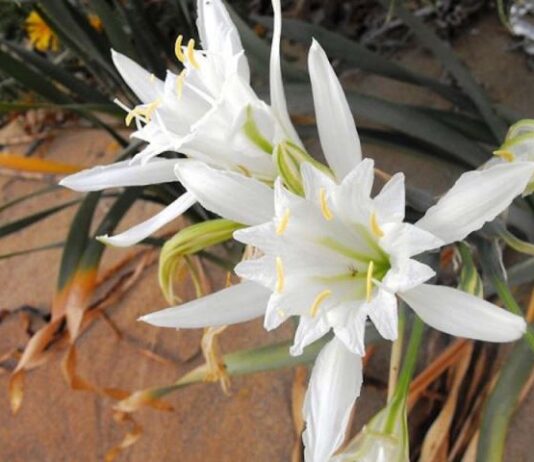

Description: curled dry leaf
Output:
[104,411,143,462]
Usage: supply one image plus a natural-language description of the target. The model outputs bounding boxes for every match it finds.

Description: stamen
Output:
[366,261,375,302]
[493,149,515,162]
[319,188,333,221]
[174,35,185,62]
[275,257,285,293]
[276,308,286,318]
[125,99,161,127]
[186,38,200,69]
[276,209,290,235]
[149,73,156,83]
[370,212,384,238]
[310,289,332,317]
[175,69,187,99]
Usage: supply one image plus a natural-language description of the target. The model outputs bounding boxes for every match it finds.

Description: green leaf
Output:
[0,46,70,103]
[0,185,58,214]
[1,40,110,104]
[56,192,101,290]
[0,198,83,241]
[379,0,507,141]
[457,242,483,297]
[477,339,534,462]
[0,241,63,260]
[89,0,137,58]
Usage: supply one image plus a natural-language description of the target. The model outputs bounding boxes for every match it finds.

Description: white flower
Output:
[60,0,280,246]
[484,119,534,195]
[140,37,533,462]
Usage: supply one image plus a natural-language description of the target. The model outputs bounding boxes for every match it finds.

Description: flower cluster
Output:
[61,0,534,460]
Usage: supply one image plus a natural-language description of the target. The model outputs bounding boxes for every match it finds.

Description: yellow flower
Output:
[25,11,59,52]
[88,14,103,32]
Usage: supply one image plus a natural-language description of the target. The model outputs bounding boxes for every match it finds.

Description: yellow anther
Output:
[276,209,290,236]
[125,99,161,127]
[149,73,156,83]
[370,212,384,238]
[319,188,333,221]
[493,149,516,163]
[310,289,332,317]
[366,261,375,303]
[276,308,286,318]
[186,38,200,69]
[174,35,185,62]
[275,257,285,293]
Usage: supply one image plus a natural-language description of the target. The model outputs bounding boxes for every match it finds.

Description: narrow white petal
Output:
[301,162,337,204]
[59,159,179,192]
[380,222,443,258]
[374,172,405,222]
[175,161,274,225]
[416,162,534,245]
[111,50,163,103]
[303,338,363,462]
[290,315,330,356]
[270,0,302,145]
[331,303,368,355]
[308,40,361,180]
[400,284,526,342]
[234,255,276,290]
[384,259,435,293]
[139,281,270,328]
[98,192,196,247]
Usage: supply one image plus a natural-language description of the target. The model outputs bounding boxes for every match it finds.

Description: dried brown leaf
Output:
[291,366,307,462]
[104,412,143,462]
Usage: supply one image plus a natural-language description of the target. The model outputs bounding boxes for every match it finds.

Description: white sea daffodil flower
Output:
[484,119,534,195]
[140,36,533,462]
[60,0,281,247]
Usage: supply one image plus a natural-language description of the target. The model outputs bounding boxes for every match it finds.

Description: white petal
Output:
[374,172,405,222]
[367,288,398,341]
[301,162,337,204]
[399,284,526,342]
[308,40,361,180]
[139,281,270,328]
[175,161,275,225]
[380,222,443,258]
[331,303,368,355]
[111,50,163,103]
[290,315,330,356]
[383,259,435,293]
[233,222,277,254]
[303,338,363,462]
[234,255,276,290]
[270,0,302,145]
[416,162,534,245]
[59,159,179,192]
[98,192,196,247]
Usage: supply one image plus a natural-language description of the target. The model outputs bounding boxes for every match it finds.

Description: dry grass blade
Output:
[291,366,307,462]
[419,341,474,461]
[408,339,470,410]
[0,152,83,174]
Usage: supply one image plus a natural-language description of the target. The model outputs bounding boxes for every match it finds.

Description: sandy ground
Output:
[0,13,533,462]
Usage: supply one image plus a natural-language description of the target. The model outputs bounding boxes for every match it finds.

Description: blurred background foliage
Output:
[1,1,534,461]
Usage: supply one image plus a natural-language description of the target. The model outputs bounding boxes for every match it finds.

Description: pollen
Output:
[370,212,384,238]
[175,69,187,98]
[310,289,332,317]
[366,261,375,302]
[275,257,285,293]
[186,38,200,69]
[174,35,185,62]
[493,149,516,162]
[276,209,290,235]
[125,99,161,127]
[319,188,333,221]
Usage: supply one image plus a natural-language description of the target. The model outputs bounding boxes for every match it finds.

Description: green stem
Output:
[492,277,534,352]
[387,308,406,402]
[384,315,425,433]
